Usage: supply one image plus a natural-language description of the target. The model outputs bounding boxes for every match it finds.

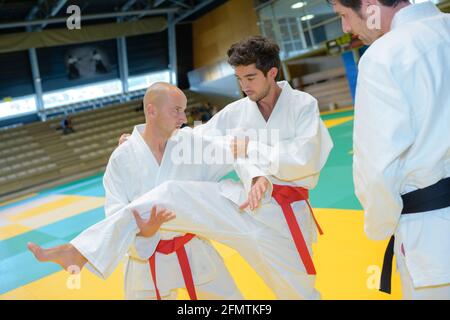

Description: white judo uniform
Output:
[91,125,242,300]
[72,81,333,299]
[353,2,450,299]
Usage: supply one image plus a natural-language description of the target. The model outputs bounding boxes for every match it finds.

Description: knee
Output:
[158,180,177,195]
[159,180,191,196]
[155,181,186,208]
[159,180,179,190]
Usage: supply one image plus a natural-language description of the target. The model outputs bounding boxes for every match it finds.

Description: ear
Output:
[268,67,278,80]
[146,103,157,117]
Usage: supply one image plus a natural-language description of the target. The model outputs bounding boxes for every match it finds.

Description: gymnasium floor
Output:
[0,108,402,300]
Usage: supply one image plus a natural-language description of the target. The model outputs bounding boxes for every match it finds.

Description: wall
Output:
[192,0,260,69]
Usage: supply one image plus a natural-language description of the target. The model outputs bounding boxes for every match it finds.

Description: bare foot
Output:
[27,242,87,272]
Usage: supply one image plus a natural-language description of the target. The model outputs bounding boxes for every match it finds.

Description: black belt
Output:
[379,176,450,294]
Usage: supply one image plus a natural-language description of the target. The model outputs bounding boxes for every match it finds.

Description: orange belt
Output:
[148,233,197,300]
[272,184,323,275]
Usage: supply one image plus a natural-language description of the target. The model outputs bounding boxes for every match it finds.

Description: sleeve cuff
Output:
[130,233,161,260]
[247,140,273,172]
[234,161,273,206]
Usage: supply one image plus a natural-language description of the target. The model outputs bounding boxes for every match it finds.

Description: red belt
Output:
[272,184,323,275]
[148,233,197,300]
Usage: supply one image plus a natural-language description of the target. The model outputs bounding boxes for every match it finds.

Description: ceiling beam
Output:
[121,0,140,11]
[174,0,215,24]
[0,8,178,30]
[40,0,68,29]
[169,0,192,9]
[153,0,167,7]
[26,0,46,21]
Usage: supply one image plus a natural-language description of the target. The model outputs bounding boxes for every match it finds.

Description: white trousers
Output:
[123,255,243,300]
[395,228,450,300]
[72,180,320,300]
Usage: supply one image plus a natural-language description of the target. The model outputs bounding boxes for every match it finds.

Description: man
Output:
[29,83,242,300]
[92,50,108,74]
[29,36,333,299]
[67,55,80,79]
[331,0,450,299]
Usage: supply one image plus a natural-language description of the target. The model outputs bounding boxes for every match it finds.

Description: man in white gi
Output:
[331,0,450,299]
[29,83,242,300]
[29,36,333,299]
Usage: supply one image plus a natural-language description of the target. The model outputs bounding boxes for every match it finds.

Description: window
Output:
[43,79,123,109]
[2,70,172,118]
[257,0,344,59]
[127,70,171,92]
[0,95,37,119]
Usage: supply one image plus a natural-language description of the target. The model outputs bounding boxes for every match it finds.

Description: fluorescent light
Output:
[300,14,314,21]
[291,2,306,9]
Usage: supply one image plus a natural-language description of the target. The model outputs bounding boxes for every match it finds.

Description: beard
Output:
[249,84,271,103]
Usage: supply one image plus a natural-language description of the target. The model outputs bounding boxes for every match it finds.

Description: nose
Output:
[239,79,248,91]
[181,112,187,124]
[341,17,351,34]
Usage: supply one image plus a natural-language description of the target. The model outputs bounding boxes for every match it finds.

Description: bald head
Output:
[143,82,184,111]
[141,82,188,135]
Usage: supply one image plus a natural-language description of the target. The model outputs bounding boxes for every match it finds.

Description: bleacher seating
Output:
[41,88,147,120]
[0,90,207,201]
[292,67,353,111]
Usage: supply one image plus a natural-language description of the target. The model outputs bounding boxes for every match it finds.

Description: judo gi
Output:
[72,81,333,299]
[91,124,242,300]
[353,2,450,299]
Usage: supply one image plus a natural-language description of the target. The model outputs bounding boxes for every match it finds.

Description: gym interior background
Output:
[0,0,449,300]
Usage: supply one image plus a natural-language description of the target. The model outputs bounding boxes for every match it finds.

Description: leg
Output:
[29,180,257,279]
[27,242,87,272]
[30,180,318,299]
[194,244,244,300]
[126,290,177,300]
[395,207,450,300]
[238,222,319,300]
[395,237,450,300]
[161,181,320,299]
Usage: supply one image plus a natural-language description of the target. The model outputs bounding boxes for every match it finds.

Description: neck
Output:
[384,1,411,33]
[142,124,169,155]
[257,82,282,116]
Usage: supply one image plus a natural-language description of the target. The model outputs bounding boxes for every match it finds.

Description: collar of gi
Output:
[391,1,442,31]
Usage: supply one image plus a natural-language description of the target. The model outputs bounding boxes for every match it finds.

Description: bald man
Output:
[29,83,242,300]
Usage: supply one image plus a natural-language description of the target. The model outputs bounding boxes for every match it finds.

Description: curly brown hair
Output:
[327,0,409,11]
[227,36,281,76]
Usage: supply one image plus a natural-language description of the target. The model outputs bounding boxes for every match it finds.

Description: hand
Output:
[118,133,131,146]
[239,176,269,211]
[230,136,249,159]
[132,206,176,238]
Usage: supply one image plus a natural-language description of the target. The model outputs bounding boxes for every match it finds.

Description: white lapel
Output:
[267,81,291,128]
[245,81,292,129]
[130,125,160,188]
[154,129,182,185]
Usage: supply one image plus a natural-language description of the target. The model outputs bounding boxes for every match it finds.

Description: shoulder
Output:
[288,88,319,117]
[106,139,135,172]
[360,18,448,71]
[218,97,248,116]
[205,97,248,128]
[291,88,317,104]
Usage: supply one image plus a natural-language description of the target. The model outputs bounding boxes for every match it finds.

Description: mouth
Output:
[352,34,361,40]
